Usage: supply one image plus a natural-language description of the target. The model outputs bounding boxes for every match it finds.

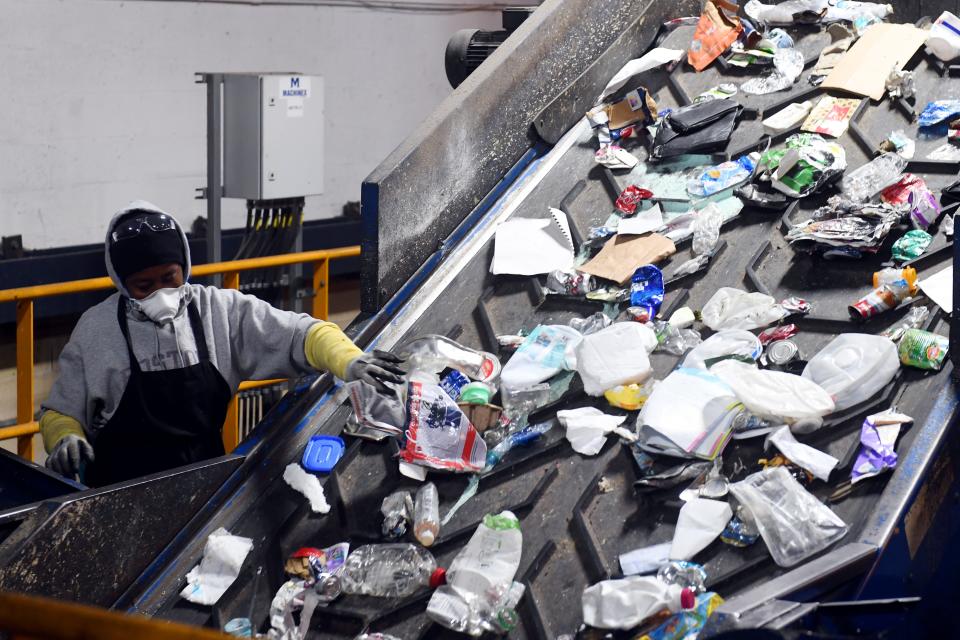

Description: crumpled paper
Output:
[851,408,914,484]
[283,463,331,513]
[180,527,254,605]
[557,407,635,456]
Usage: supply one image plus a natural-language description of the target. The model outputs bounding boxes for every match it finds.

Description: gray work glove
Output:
[345,350,406,395]
[46,434,95,478]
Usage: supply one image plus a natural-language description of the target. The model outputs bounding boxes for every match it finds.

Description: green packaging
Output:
[891,230,933,263]
[898,329,948,370]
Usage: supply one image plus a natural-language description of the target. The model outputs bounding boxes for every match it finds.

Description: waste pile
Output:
[185,2,960,638]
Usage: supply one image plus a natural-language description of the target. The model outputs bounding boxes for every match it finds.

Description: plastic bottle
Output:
[581,576,695,630]
[380,491,413,540]
[873,267,917,292]
[841,153,909,202]
[414,483,440,547]
[340,544,445,598]
[657,561,707,593]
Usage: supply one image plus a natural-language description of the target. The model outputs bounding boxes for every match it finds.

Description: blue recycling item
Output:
[302,435,345,473]
[629,265,664,318]
[440,369,470,401]
[918,100,960,128]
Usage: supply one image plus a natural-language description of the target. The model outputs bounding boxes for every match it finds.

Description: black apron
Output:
[84,297,232,487]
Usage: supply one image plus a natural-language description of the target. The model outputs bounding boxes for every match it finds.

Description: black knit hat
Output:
[109,211,185,283]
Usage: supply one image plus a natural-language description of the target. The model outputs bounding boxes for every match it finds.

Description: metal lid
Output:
[766,339,800,365]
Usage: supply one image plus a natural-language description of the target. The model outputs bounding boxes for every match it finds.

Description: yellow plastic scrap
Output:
[604,382,654,411]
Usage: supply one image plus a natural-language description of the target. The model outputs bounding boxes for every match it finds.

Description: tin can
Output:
[766,339,800,366]
[898,329,948,370]
[849,280,911,320]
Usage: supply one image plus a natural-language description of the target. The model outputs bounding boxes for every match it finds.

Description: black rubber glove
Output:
[345,350,407,395]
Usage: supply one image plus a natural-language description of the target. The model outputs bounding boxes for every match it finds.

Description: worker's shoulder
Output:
[187,283,249,310]
[73,291,122,335]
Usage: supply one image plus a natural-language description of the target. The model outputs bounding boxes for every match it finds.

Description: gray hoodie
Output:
[42,201,318,442]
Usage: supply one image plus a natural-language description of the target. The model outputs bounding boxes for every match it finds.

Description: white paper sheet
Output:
[180,528,254,605]
[919,265,953,314]
[767,426,839,482]
[557,407,634,456]
[619,542,672,576]
[491,208,574,275]
[618,204,665,236]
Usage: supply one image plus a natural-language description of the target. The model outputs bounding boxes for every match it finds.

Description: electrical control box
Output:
[222,73,324,200]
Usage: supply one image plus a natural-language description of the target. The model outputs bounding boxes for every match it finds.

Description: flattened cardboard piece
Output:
[605,88,658,129]
[577,233,676,285]
[822,23,927,100]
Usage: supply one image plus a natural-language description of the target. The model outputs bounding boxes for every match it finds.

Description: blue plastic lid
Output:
[302,435,345,473]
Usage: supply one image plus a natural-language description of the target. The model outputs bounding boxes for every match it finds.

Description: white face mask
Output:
[132,286,186,325]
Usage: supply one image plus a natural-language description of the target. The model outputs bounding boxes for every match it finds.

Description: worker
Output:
[40,201,403,486]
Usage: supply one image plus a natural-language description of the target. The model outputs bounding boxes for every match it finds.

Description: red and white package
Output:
[402,381,486,472]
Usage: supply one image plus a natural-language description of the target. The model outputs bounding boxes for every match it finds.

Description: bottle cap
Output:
[429,567,447,588]
[681,587,696,610]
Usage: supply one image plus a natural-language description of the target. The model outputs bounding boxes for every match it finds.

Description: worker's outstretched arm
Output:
[305,323,406,393]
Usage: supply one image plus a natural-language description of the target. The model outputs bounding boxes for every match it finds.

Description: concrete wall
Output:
[0,0,499,250]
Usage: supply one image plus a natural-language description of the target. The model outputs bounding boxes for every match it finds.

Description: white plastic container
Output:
[582,576,695,630]
[926,11,960,62]
[762,101,813,135]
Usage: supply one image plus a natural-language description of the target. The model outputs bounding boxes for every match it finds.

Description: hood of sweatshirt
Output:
[104,200,192,298]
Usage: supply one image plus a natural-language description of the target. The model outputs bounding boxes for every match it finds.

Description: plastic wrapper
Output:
[760,133,846,198]
[729,466,848,567]
[691,203,725,256]
[744,0,828,26]
[851,408,913,484]
[630,265,665,319]
[841,153,908,203]
[686,156,756,197]
[927,143,960,162]
[741,47,804,95]
[347,380,406,437]
[944,212,956,237]
[711,360,834,426]
[694,83,738,103]
[880,306,929,342]
[918,100,960,127]
[500,325,581,393]
[891,230,933,262]
[687,0,742,72]
[720,516,760,547]
[701,287,786,331]
[683,329,762,370]
[898,329,949,370]
[758,324,798,345]
[908,187,941,230]
[615,185,654,215]
[402,381,487,472]
[381,491,414,540]
[546,269,594,296]
[568,312,612,335]
[802,334,899,411]
[637,592,724,640]
[735,183,789,210]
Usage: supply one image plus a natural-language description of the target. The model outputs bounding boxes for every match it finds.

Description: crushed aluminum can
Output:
[758,324,798,346]
[780,296,811,315]
[615,185,654,215]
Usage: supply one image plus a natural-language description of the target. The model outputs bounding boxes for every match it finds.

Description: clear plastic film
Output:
[841,153,908,203]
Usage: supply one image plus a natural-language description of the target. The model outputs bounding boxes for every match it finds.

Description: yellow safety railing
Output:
[0,246,360,461]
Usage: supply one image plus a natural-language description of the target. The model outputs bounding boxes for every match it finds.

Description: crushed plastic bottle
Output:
[691,203,725,256]
[657,561,707,594]
[841,153,908,203]
[381,491,414,540]
[414,483,441,547]
[340,544,445,598]
[485,421,554,469]
[399,335,501,385]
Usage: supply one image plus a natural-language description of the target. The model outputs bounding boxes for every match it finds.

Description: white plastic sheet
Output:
[574,322,657,396]
[669,498,732,560]
[582,576,686,630]
[701,287,786,331]
[557,407,634,456]
[712,360,835,426]
[501,325,582,392]
[682,329,762,370]
[180,528,254,605]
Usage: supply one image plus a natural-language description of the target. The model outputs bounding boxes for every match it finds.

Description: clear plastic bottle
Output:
[841,153,909,202]
[414,483,440,547]
[657,561,707,594]
[340,543,445,598]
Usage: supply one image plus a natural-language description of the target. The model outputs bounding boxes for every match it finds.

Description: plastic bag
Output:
[546,269,594,296]
[891,230,933,263]
[687,156,756,198]
[841,153,908,203]
[347,380,406,437]
[802,334,899,411]
[574,322,657,396]
[683,330,762,370]
[701,287,786,331]
[500,325,581,393]
[918,100,960,127]
[402,381,487,472]
[691,203,725,256]
[741,47,804,95]
[729,466,847,567]
[712,360,834,426]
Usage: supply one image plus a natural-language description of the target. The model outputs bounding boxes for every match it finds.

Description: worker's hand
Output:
[345,350,406,395]
[46,434,95,479]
